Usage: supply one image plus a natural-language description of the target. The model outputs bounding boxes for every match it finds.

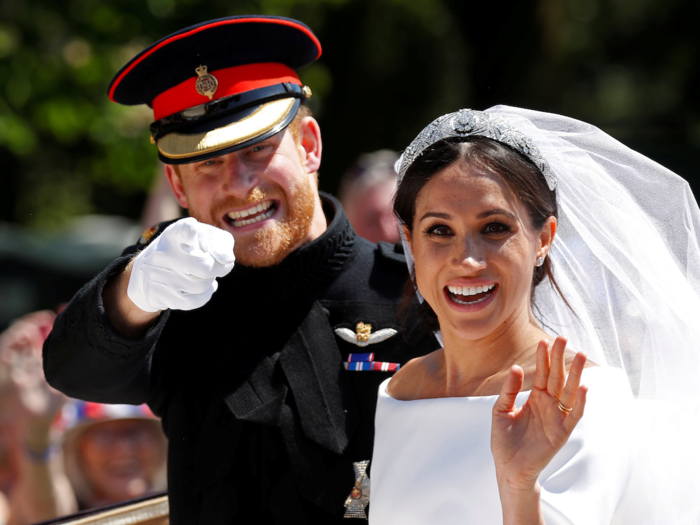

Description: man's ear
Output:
[537,216,557,260]
[297,116,322,174]
[164,164,189,209]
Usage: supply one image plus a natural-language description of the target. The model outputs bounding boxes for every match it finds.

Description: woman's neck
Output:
[438,307,549,397]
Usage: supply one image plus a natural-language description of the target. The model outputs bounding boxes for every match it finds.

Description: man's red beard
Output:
[189,175,317,267]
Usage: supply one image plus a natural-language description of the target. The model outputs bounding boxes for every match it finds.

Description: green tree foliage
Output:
[1,0,699,231]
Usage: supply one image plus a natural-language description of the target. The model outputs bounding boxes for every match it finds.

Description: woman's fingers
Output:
[493,365,525,415]
[546,336,568,398]
[563,385,588,434]
[559,350,587,410]
[533,340,550,391]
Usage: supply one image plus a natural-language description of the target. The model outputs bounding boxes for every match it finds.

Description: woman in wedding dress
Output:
[369,106,700,525]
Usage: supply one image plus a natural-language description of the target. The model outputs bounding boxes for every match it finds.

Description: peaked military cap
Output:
[108,15,321,164]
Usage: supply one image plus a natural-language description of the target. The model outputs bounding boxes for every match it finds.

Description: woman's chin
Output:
[446,319,500,343]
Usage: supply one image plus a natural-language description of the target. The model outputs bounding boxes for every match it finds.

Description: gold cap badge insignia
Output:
[195,65,218,100]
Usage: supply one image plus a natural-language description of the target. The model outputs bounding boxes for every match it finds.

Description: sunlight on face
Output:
[409,160,547,342]
[173,128,318,267]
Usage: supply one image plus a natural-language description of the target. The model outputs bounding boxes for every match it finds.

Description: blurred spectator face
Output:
[78,419,161,503]
[339,150,401,244]
[343,177,400,244]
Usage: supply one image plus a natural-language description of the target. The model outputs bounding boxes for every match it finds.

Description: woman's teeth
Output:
[447,284,495,296]
[227,201,275,227]
[447,284,496,305]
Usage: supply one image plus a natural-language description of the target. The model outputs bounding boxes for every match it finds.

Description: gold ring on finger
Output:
[557,399,573,414]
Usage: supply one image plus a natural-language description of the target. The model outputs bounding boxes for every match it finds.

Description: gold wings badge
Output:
[334,322,397,348]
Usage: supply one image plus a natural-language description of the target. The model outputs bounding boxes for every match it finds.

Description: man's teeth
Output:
[228,201,273,219]
[227,201,275,226]
[447,284,496,296]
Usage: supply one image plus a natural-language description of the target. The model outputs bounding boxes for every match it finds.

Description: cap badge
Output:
[195,65,218,100]
[343,460,371,519]
[334,322,397,348]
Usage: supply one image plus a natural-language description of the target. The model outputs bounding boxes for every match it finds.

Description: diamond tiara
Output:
[396,109,556,190]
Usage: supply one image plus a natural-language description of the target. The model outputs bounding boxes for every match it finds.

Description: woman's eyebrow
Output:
[477,208,517,220]
[418,211,451,222]
[418,209,516,222]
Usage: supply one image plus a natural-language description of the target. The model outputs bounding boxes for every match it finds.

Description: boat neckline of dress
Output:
[380,365,613,403]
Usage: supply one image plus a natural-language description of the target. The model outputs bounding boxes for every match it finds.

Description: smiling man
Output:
[165,112,325,268]
[42,15,438,525]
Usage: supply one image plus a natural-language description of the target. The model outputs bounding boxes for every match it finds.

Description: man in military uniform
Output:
[43,16,438,524]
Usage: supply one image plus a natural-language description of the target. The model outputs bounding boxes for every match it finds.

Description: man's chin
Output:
[235,217,314,267]
[234,244,294,267]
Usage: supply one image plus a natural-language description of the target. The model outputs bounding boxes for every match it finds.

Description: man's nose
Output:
[221,155,259,197]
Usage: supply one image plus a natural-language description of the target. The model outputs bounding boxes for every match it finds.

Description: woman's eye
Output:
[483,222,510,235]
[425,225,453,237]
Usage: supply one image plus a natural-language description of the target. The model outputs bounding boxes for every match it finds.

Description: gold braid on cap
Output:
[396,109,556,190]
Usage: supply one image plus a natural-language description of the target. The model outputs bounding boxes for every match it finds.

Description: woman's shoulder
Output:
[385,350,443,401]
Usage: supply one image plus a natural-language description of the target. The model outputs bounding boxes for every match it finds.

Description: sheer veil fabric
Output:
[397,105,700,523]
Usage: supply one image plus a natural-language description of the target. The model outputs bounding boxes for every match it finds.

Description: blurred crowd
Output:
[0,309,167,525]
[338,150,401,245]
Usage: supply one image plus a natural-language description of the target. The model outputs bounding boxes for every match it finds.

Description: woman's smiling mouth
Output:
[446,283,497,305]
[225,200,277,227]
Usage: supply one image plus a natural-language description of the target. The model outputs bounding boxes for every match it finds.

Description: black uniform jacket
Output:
[43,194,439,524]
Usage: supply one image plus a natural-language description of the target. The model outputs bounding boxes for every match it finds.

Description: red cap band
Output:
[152,62,301,121]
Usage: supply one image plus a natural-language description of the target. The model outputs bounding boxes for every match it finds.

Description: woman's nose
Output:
[453,238,486,270]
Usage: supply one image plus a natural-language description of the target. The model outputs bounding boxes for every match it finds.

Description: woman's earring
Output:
[536,256,545,267]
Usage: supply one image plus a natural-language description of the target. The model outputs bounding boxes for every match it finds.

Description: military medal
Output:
[195,65,218,99]
[338,323,401,372]
[344,361,400,372]
[347,353,375,363]
[343,354,400,371]
[344,460,371,519]
[335,322,397,348]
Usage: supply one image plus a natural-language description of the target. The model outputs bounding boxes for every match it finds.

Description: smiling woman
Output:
[369,107,700,525]
[395,137,562,339]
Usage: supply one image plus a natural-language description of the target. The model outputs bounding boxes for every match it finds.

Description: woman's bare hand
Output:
[490,336,587,523]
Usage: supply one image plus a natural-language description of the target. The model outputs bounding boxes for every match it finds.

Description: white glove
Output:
[127,217,235,313]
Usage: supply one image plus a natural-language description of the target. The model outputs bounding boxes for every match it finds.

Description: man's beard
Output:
[190,175,317,267]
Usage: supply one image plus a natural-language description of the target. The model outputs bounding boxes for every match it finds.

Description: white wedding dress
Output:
[370,367,636,525]
[380,105,700,524]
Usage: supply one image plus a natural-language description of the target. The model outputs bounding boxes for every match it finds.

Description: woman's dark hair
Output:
[395,136,570,331]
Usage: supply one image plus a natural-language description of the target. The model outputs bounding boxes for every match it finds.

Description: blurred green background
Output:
[1,0,700,326]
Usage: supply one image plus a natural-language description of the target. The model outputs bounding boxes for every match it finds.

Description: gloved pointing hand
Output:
[127,218,235,313]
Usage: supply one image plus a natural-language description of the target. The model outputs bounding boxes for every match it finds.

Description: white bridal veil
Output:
[396,105,700,523]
